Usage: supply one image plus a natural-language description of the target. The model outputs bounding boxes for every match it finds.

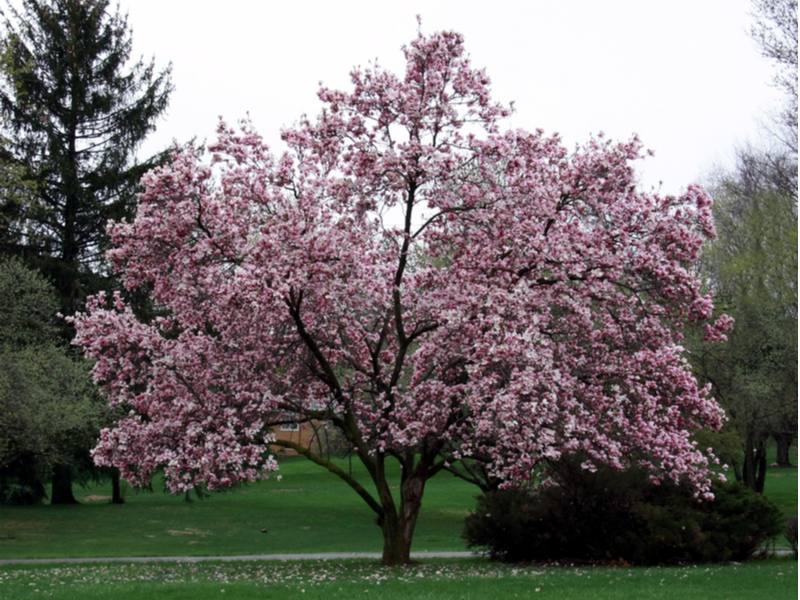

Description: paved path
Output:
[0,551,474,566]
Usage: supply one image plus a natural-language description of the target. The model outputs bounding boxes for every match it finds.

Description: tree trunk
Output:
[775,433,795,467]
[50,465,79,504]
[379,474,426,565]
[754,440,767,494]
[742,433,768,494]
[111,467,125,504]
[743,431,756,490]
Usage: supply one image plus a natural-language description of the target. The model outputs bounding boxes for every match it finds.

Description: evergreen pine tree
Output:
[0,0,172,315]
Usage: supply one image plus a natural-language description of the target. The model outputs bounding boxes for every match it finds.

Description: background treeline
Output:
[690,0,797,492]
[0,0,172,504]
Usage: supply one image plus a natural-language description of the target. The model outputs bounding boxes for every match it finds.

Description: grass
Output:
[0,455,476,559]
[763,464,798,520]
[0,448,796,599]
[0,446,795,561]
[0,558,796,600]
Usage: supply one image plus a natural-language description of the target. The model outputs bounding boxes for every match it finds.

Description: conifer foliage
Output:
[0,0,172,312]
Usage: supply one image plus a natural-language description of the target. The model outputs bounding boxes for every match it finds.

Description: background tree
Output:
[749,0,798,150]
[0,257,103,504]
[73,30,729,565]
[0,0,172,314]
[692,0,797,490]
[0,0,171,502]
[0,140,37,249]
[696,166,797,489]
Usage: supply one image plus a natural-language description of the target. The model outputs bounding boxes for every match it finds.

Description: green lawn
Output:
[0,455,476,559]
[0,448,796,561]
[0,558,796,600]
[763,467,798,519]
[0,450,796,599]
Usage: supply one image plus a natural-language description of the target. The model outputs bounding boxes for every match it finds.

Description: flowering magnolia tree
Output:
[72,30,730,565]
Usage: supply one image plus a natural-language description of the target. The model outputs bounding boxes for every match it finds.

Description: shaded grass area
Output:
[763,464,798,548]
[763,443,798,518]
[0,558,796,600]
[0,456,475,559]
[764,467,797,519]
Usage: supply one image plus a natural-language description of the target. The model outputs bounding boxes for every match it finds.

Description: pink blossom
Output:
[71,28,727,562]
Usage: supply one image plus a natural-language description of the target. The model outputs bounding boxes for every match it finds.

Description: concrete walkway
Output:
[0,551,475,566]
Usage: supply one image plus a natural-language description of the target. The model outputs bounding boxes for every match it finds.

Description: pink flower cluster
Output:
[72,29,728,496]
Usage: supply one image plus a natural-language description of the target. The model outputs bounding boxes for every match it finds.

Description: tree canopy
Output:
[749,0,798,148]
[0,257,102,504]
[73,29,729,565]
[0,0,172,313]
[691,0,797,490]
[695,153,797,489]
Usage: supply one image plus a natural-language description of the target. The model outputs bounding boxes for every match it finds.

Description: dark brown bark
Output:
[111,467,125,504]
[743,431,756,489]
[380,473,426,565]
[50,465,79,504]
[742,433,768,494]
[775,433,795,467]
[755,444,767,494]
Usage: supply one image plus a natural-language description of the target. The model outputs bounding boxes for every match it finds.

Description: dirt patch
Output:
[84,495,112,502]
[166,528,211,537]
[440,509,470,517]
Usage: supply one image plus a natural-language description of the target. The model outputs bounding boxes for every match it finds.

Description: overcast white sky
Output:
[122,0,783,195]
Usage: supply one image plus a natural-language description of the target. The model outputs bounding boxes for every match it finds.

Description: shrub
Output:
[463,460,784,564]
[1,482,46,505]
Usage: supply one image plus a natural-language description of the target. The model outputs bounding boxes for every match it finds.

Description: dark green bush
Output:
[463,461,784,564]
[1,482,46,505]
